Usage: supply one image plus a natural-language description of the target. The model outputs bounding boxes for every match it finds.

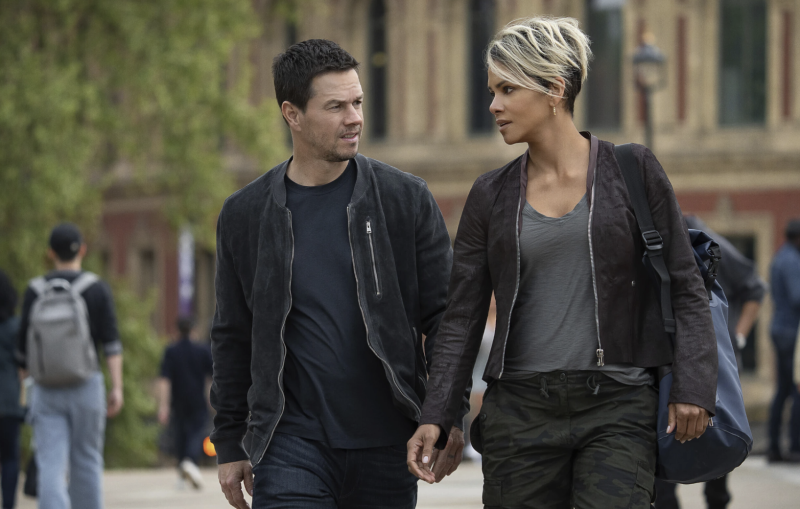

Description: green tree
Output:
[0,0,288,466]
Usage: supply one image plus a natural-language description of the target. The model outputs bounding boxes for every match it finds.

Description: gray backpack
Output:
[27,272,99,386]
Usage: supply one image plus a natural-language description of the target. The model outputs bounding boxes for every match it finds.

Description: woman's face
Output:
[487,69,556,145]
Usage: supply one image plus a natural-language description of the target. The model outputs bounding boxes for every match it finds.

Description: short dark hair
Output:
[272,39,360,112]
[786,218,800,242]
[0,269,17,322]
[177,316,195,336]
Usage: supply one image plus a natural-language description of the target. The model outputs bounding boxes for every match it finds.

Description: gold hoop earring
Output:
[553,106,557,116]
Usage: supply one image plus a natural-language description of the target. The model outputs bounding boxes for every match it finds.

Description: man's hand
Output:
[218,460,253,509]
[407,424,441,484]
[667,403,709,443]
[429,426,464,483]
[107,387,123,417]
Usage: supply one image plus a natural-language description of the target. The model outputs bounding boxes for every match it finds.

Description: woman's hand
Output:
[667,403,709,443]
[407,424,441,484]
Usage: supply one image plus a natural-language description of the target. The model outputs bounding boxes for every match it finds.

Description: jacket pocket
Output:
[365,219,381,297]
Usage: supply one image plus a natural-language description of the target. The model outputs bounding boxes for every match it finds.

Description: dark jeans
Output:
[173,409,207,464]
[654,476,731,509]
[252,433,417,509]
[477,372,657,509]
[0,416,20,509]
[768,344,800,453]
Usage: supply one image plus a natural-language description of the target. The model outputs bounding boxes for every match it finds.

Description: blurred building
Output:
[100,0,800,413]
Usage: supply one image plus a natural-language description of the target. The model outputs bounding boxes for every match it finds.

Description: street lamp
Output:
[633,33,666,150]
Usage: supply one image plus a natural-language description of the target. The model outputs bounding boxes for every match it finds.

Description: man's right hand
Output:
[218,460,253,509]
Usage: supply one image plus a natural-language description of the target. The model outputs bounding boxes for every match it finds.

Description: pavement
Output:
[14,455,800,508]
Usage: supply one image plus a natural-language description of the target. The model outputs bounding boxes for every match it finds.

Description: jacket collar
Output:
[269,153,372,208]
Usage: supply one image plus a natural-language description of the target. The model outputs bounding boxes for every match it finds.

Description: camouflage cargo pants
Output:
[474,371,657,509]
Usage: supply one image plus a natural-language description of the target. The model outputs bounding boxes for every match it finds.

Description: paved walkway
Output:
[15,456,800,508]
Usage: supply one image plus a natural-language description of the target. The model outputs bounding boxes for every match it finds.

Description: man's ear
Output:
[281,101,302,130]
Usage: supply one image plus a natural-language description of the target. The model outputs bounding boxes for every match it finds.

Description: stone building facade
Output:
[101,0,800,409]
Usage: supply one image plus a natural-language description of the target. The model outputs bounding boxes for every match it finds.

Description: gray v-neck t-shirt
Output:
[504,196,653,385]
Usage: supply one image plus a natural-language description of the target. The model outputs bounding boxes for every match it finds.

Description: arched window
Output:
[369,0,388,139]
[469,0,496,134]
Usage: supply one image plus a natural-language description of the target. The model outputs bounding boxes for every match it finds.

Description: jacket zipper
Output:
[497,198,522,379]
[258,209,293,464]
[349,206,421,420]
[587,179,604,366]
[366,221,381,296]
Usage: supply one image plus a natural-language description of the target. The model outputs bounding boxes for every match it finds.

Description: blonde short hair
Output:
[487,16,592,114]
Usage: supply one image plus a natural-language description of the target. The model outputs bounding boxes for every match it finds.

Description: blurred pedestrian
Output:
[767,218,800,463]
[17,223,123,509]
[654,216,766,509]
[0,269,22,509]
[158,316,212,490]
[409,16,717,508]
[211,39,463,509]
[464,296,496,461]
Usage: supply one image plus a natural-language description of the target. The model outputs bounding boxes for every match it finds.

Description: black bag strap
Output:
[614,144,676,335]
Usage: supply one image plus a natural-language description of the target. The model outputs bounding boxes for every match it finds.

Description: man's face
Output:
[295,69,363,162]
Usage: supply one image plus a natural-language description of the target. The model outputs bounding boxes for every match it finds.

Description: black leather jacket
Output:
[420,136,718,448]
[210,154,459,464]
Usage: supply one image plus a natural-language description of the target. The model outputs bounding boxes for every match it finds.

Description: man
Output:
[211,39,466,509]
[768,218,800,463]
[654,216,766,509]
[158,316,213,490]
[17,223,123,509]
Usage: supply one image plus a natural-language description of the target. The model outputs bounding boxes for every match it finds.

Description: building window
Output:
[585,0,623,130]
[468,0,496,135]
[369,0,388,139]
[719,0,767,126]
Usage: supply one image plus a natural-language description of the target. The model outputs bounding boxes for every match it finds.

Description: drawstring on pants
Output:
[539,377,550,399]
[586,375,600,396]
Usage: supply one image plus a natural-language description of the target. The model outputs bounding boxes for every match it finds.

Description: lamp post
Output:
[633,34,666,150]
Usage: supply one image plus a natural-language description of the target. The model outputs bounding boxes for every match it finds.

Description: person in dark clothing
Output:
[158,317,213,490]
[17,223,123,509]
[768,219,800,463]
[408,17,717,509]
[211,39,463,509]
[0,269,22,509]
[654,216,766,509]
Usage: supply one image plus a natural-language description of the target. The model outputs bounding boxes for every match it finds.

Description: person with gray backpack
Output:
[16,223,123,509]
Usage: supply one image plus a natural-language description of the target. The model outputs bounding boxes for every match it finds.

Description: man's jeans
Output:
[252,433,417,509]
[31,372,106,509]
[768,342,800,453]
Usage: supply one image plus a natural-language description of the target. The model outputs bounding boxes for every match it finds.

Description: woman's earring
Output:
[553,106,557,116]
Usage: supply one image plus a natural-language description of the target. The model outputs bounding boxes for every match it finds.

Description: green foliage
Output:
[0,0,286,285]
[0,0,289,467]
[102,282,162,468]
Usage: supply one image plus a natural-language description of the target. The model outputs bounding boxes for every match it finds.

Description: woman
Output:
[0,270,22,509]
[407,17,717,508]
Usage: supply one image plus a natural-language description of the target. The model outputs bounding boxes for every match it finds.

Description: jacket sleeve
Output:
[209,203,253,464]
[419,178,494,448]
[412,183,470,429]
[636,145,718,414]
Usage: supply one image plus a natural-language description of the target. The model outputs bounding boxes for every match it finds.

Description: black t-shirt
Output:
[160,336,213,415]
[275,161,416,449]
[17,270,121,368]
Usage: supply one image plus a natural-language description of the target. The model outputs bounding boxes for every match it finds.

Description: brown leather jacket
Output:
[420,135,718,444]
